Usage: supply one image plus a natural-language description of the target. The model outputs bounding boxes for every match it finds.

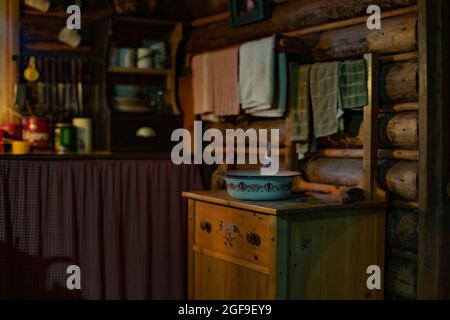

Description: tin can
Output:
[73,118,93,154]
[22,117,52,152]
[54,123,74,154]
[0,123,22,140]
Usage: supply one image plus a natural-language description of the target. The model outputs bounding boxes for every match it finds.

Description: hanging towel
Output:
[238,37,275,113]
[192,53,214,116]
[289,63,311,141]
[310,62,343,138]
[210,47,240,117]
[339,59,368,109]
[250,52,288,118]
[288,63,312,159]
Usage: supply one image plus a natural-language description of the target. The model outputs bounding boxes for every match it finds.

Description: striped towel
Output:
[192,53,214,116]
[310,62,343,138]
[289,63,312,159]
[210,47,240,117]
[339,59,368,109]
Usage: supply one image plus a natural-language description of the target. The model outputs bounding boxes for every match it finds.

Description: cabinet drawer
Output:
[194,201,275,273]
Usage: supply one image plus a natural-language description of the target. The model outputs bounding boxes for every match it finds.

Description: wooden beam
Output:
[187,1,417,52]
[363,53,379,201]
[417,0,450,299]
[285,5,417,38]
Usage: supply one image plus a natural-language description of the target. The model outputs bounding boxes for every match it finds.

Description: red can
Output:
[22,117,52,152]
[0,123,22,140]
[0,130,4,154]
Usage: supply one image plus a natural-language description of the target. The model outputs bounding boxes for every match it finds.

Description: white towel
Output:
[250,52,288,118]
[238,37,275,113]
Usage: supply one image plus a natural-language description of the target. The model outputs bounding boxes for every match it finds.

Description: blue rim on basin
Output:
[221,170,300,201]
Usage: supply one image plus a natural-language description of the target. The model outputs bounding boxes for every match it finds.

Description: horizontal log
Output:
[381,61,419,104]
[302,158,418,200]
[380,111,418,149]
[388,208,418,254]
[299,14,417,61]
[302,158,363,187]
[187,1,417,52]
[308,149,419,161]
[380,161,418,201]
[379,150,419,161]
[380,102,419,113]
[386,257,417,300]
[378,51,418,63]
[319,111,418,149]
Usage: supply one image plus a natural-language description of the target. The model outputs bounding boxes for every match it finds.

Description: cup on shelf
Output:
[12,141,30,155]
[118,48,136,68]
[143,40,167,69]
[73,118,93,154]
[137,48,153,69]
[58,27,82,48]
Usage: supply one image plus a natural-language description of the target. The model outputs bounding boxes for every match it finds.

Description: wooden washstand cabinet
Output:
[183,191,386,300]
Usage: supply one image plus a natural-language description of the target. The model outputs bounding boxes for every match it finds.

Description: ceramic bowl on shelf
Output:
[221,170,300,201]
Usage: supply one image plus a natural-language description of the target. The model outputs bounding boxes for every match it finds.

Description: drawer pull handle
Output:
[246,232,261,247]
[136,127,156,138]
[200,221,212,234]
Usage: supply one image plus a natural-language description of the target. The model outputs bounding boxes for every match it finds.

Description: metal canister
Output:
[73,118,93,154]
[54,123,75,154]
[22,117,52,152]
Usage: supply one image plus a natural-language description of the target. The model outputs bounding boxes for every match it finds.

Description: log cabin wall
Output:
[179,0,419,299]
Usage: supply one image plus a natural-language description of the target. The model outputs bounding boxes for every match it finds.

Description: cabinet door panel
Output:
[193,253,273,300]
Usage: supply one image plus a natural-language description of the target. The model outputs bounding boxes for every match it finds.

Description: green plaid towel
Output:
[338,60,368,109]
[310,61,343,138]
[288,63,312,159]
[289,63,311,142]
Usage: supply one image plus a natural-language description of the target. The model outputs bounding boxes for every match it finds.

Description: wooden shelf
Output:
[23,8,111,21]
[108,67,171,76]
[112,16,179,27]
[24,42,92,53]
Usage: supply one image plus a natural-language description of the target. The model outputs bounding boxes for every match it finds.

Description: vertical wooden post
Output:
[363,53,379,201]
[417,0,450,299]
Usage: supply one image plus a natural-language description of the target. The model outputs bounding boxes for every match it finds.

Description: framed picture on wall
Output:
[229,0,271,27]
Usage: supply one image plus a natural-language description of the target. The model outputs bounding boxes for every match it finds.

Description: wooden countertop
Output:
[0,152,172,161]
[183,190,386,216]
